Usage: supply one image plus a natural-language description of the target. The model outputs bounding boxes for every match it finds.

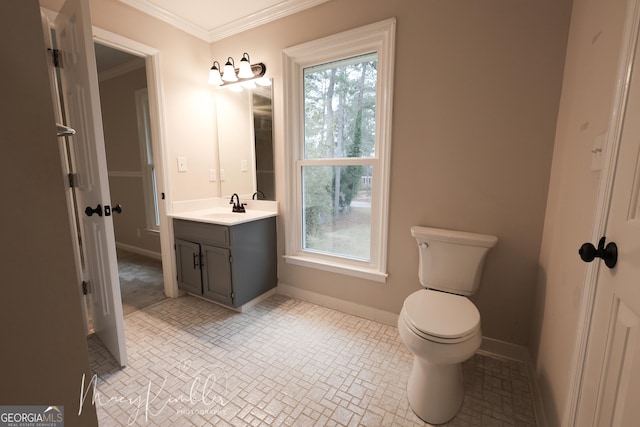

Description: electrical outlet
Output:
[210,169,217,182]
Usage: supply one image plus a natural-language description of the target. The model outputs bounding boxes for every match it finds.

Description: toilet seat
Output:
[402,289,480,344]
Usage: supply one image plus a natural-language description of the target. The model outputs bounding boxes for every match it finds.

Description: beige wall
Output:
[531,0,627,423]
[0,1,98,425]
[100,66,161,254]
[211,0,572,346]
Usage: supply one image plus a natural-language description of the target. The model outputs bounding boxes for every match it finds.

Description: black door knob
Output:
[579,236,617,269]
[84,204,103,217]
[113,204,122,214]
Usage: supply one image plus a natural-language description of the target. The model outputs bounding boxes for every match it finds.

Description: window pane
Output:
[303,53,377,159]
[302,165,372,260]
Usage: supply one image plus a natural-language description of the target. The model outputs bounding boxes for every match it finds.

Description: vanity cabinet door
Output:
[175,239,202,294]
[201,244,233,306]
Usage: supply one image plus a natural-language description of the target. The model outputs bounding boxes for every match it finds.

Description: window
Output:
[283,19,396,282]
[135,88,160,231]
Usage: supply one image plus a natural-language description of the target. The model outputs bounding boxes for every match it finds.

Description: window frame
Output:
[283,18,396,282]
[134,88,160,232]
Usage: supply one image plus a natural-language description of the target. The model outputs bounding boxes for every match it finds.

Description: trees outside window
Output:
[302,54,377,261]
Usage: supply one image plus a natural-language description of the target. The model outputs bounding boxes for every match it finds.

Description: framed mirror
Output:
[215,81,274,200]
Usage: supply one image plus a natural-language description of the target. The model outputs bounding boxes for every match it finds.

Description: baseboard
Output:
[277,283,398,326]
[116,242,162,260]
[525,352,549,427]
[478,337,548,427]
[276,282,547,426]
[478,336,529,362]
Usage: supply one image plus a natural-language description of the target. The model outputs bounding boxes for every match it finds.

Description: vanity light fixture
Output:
[208,52,268,90]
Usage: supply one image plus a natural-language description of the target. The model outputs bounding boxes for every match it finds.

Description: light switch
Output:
[177,156,188,172]
[241,159,248,172]
[591,132,607,171]
[220,169,226,182]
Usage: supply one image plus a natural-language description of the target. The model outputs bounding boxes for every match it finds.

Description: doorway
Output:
[92,43,166,326]
[91,28,177,308]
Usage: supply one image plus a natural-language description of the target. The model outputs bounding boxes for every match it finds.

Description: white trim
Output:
[118,0,330,43]
[115,242,161,260]
[277,282,398,326]
[277,282,546,424]
[478,338,548,427]
[108,170,143,178]
[563,0,640,424]
[283,255,388,283]
[277,283,539,366]
[479,337,529,362]
[134,88,160,232]
[91,27,178,299]
[282,18,396,280]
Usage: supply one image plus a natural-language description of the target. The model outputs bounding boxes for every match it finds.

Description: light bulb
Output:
[238,53,253,79]
[208,61,223,85]
[222,57,237,82]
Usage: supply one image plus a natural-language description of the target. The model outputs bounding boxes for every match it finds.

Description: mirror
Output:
[216,81,274,200]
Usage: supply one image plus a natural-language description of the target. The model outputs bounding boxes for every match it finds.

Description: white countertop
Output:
[168,198,278,226]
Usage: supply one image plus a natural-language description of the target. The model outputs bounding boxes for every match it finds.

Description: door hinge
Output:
[68,173,77,188]
[82,280,89,295]
[48,48,62,68]
[231,292,235,300]
[229,255,233,263]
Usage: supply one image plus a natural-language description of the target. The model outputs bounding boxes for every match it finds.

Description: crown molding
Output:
[119,0,330,43]
[119,0,211,41]
[207,0,330,42]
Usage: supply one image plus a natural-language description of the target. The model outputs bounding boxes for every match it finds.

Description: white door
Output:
[575,4,640,424]
[55,0,127,366]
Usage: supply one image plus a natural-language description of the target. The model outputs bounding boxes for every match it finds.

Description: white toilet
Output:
[398,226,497,424]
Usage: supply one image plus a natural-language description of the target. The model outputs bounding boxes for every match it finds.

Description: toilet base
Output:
[406,356,464,424]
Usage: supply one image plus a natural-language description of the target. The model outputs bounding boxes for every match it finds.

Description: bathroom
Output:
[4,0,631,425]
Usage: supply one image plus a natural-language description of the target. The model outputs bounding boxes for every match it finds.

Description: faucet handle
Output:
[232,203,247,213]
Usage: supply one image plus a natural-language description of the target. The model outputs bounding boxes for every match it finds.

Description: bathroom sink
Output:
[201,212,244,221]
[169,207,277,225]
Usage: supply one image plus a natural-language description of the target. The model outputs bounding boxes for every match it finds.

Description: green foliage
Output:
[302,54,377,237]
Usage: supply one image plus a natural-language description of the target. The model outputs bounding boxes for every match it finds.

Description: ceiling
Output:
[118,0,330,42]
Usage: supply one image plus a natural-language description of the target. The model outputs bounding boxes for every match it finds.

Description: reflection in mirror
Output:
[216,81,274,200]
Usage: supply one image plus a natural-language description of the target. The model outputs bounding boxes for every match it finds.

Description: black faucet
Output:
[252,190,265,200]
[229,193,246,213]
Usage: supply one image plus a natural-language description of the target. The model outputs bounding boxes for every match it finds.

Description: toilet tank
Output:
[411,226,498,296]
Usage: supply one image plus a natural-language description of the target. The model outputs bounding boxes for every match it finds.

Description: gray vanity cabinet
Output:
[173,217,276,308]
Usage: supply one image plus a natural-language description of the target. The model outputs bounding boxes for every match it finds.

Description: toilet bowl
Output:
[399,226,497,424]
[398,289,482,424]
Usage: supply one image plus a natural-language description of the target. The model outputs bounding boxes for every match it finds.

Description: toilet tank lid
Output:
[411,226,498,248]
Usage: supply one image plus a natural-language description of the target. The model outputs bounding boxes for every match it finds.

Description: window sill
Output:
[283,255,388,283]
